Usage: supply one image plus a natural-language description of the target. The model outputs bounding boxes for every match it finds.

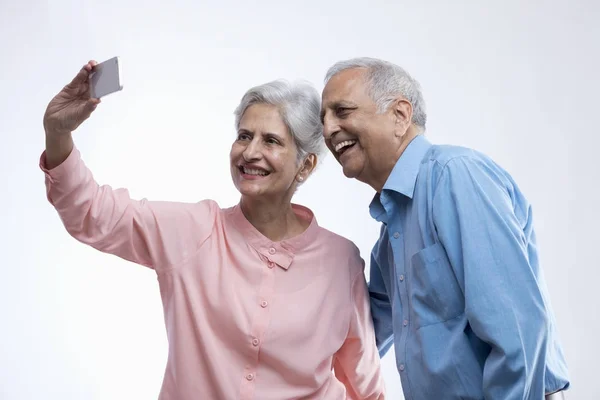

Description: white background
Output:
[1,0,598,398]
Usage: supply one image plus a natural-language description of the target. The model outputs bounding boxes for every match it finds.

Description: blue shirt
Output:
[368,135,570,399]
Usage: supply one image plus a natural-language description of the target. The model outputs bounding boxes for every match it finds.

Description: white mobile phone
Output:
[90,56,123,98]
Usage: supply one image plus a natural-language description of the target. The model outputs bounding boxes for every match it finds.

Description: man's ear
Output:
[392,98,413,138]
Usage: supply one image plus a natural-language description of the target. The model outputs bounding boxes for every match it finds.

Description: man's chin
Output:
[341,164,360,179]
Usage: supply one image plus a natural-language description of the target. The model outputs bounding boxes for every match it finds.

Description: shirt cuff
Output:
[39,146,81,183]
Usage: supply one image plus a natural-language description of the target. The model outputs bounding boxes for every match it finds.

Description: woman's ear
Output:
[296,154,317,183]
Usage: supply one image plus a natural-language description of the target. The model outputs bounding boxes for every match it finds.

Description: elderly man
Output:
[320,57,570,399]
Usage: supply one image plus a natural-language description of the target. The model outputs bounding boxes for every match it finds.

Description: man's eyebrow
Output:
[320,101,356,123]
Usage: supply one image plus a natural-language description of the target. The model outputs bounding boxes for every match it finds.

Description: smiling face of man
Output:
[321,68,414,191]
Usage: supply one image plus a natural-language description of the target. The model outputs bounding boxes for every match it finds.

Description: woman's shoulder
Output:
[160,198,229,227]
[313,225,365,271]
[315,225,358,250]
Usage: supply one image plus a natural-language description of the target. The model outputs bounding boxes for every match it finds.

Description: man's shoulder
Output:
[427,143,493,168]
[423,142,524,203]
[418,142,516,193]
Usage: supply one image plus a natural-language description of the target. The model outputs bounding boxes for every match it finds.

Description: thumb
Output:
[67,64,93,87]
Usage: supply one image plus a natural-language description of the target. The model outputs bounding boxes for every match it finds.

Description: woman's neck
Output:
[240,196,308,242]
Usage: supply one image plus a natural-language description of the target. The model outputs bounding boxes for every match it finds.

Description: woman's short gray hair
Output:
[234,80,325,162]
[324,57,427,129]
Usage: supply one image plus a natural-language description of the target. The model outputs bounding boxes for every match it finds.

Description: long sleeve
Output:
[368,240,394,358]
[432,156,549,399]
[40,146,217,270]
[334,270,386,400]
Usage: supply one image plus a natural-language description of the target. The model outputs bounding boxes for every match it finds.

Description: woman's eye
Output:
[237,133,250,141]
[266,138,279,145]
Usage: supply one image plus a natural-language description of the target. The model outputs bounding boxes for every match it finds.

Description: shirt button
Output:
[393,232,400,239]
[403,319,409,326]
[252,338,260,346]
[267,261,275,269]
[268,247,276,254]
[246,373,254,381]
[399,364,405,371]
[260,300,268,308]
[399,274,405,282]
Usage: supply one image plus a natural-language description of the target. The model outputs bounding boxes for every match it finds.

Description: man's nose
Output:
[322,114,340,140]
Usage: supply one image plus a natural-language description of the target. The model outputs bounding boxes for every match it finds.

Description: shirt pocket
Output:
[409,242,464,328]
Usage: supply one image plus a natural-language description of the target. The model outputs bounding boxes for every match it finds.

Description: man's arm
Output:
[433,156,549,399]
[369,240,395,358]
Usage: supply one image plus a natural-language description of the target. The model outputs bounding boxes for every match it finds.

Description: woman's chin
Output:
[237,182,266,198]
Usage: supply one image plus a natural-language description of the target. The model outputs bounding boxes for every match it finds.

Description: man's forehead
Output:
[322,68,367,104]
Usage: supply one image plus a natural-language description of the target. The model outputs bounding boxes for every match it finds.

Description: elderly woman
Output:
[41,61,385,400]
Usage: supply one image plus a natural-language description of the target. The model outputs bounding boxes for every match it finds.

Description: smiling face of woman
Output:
[230,103,303,202]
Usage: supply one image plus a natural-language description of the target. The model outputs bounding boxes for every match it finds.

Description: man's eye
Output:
[336,107,350,116]
[237,133,251,141]
[266,138,279,145]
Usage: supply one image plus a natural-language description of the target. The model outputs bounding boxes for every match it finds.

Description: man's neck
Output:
[240,196,307,242]
[368,129,421,193]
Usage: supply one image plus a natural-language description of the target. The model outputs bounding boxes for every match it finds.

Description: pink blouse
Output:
[40,147,385,400]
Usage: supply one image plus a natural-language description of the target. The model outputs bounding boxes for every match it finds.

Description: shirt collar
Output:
[369,135,432,221]
[227,203,319,270]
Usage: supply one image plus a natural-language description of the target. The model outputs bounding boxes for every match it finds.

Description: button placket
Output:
[239,251,277,400]
[388,222,411,394]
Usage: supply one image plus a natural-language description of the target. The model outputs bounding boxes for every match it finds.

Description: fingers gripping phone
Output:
[90,56,123,98]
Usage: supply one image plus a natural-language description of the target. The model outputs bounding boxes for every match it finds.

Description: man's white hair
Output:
[325,57,427,129]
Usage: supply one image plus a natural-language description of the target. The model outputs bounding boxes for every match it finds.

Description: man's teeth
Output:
[243,167,268,176]
[335,140,357,153]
